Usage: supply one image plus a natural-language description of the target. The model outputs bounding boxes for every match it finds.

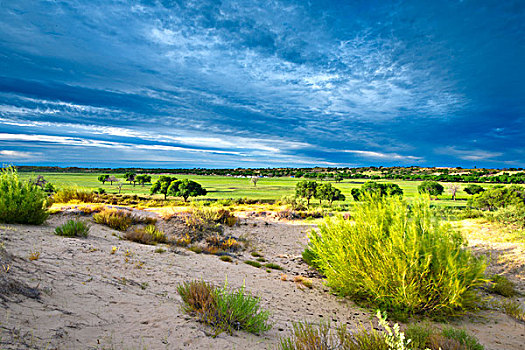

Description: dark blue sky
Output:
[0,0,523,168]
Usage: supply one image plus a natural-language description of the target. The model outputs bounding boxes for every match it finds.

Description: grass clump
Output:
[489,274,516,297]
[93,208,133,231]
[54,219,90,237]
[308,195,486,317]
[497,299,525,322]
[0,166,49,225]
[177,280,271,336]
[244,260,262,268]
[219,255,233,262]
[264,262,283,270]
[293,276,313,289]
[124,225,167,245]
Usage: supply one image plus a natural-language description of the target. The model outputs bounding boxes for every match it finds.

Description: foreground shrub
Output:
[468,185,525,211]
[308,196,486,317]
[124,225,167,245]
[489,274,516,297]
[405,324,484,350]
[54,219,90,237]
[177,280,271,335]
[0,166,49,225]
[53,187,95,203]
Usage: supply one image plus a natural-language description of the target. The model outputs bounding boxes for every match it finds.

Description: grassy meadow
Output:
[19,171,508,207]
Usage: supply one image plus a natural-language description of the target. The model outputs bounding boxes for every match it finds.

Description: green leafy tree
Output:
[334,174,343,183]
[468,185,525,210]
[98,174,109,185]
[418,180,444,198]
[351,181,403,201]
[125,172,136,186]
[150,176,177,199]
[136,174,152,187]
[464,184,485,195]
[168,179,207,202]
[315,183,345,205]
[296,180,318,206]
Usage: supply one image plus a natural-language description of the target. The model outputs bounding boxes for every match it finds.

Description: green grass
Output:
[19,172,512,206]
[54,219,90,237]
[245,260,262,268]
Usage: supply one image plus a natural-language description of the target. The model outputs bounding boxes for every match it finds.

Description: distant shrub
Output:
[53,187,95,203]
[177,280,271,335]
[485,205,525,228]
[0,166,49,225]
[468,185,525,211]
[280,195,307,211]
[219,255,233,263]
[308,196,486,317]
[54,219,90,237]
[464,184,485,195]
[351,181,403,201]
[264,263,283,270]
[418,180,444,198]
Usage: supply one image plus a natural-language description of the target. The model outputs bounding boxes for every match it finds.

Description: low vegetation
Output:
[406,324,484,350]
[124,225,167,245]
[54,219,90,237]
[53,187,96,203]
[177,280,271,336]
[0,166,49,225]
[308,195,486,317]
[93,208,156,231]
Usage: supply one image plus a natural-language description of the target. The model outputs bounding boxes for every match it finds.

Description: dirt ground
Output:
[0,211,524,349]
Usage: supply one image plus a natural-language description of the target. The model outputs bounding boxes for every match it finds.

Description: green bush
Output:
[468,185,525,211]
[489,274,516,297]
[54,219,90,237]
[405,324,484,350]
[486,205,525,228]
[177,280,271,335]
[308,196,486,317]
[0,166,49,225]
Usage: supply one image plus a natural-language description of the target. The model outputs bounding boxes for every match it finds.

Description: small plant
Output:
[293,276,313,289]
[219,255,233,262]
[189,245,203,254]
[489,274,516,297]
[264,263,283,270]
[497,299,525,322]
[244,260,262,268]
[177,280,271,335]
[154,248,166,254]
[28,250,40,261]
[441,327,484,350]
[54,219,90,237]
[110,246,118,254]
[405,323,484,350]
[256,257,266,262]
[176,234,191,247]
[251,251,263,258]
[53,187,95,203]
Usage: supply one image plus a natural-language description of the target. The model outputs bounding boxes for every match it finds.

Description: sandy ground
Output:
[0,211,524,350]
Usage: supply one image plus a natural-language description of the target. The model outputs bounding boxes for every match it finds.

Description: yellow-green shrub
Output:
[309,195,486,317]
[0,167,49,225]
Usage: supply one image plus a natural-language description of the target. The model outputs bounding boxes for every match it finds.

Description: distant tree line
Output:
[15,166,525,184]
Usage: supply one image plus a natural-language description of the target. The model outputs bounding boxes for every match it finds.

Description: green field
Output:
[20,172,510,207]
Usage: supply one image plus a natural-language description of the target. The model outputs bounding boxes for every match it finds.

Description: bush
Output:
[464,184,485,195]
[93,208,133,231]
[0,166,49,225]
[418,181,444,198]
[177,280,271,335]
[308,196,486,317]
[124,225,167,245]
[485,205,525,227]
[245,260,262,268]
[54,219,90,237]
[53,187,96,203]
[351,181,403,201]
[468,185,525,211]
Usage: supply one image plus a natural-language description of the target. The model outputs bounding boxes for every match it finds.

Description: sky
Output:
[0,0,524,169]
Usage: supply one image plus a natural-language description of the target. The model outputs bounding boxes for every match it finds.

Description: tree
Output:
[334,174,343,183]
[315,183,345,205]
[107,175,118,185]
[418,181,444,198]
[136,174,152,187]
[351,181,403,201]
[448,184,461,201]
[296,180,318,206]
[98,174,109,185]
[30,175,47,189]
[168,179,207,202]
[464,184,485,195]
[125,172,136,186]
[250,176,259,187]
[150,176,177,199]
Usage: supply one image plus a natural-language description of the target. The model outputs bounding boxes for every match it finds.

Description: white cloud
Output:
[435,147,503,161]
[0,150,36,158]
[343,149,422,161]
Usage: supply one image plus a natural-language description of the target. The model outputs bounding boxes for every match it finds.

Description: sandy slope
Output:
[0,212,524,349]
